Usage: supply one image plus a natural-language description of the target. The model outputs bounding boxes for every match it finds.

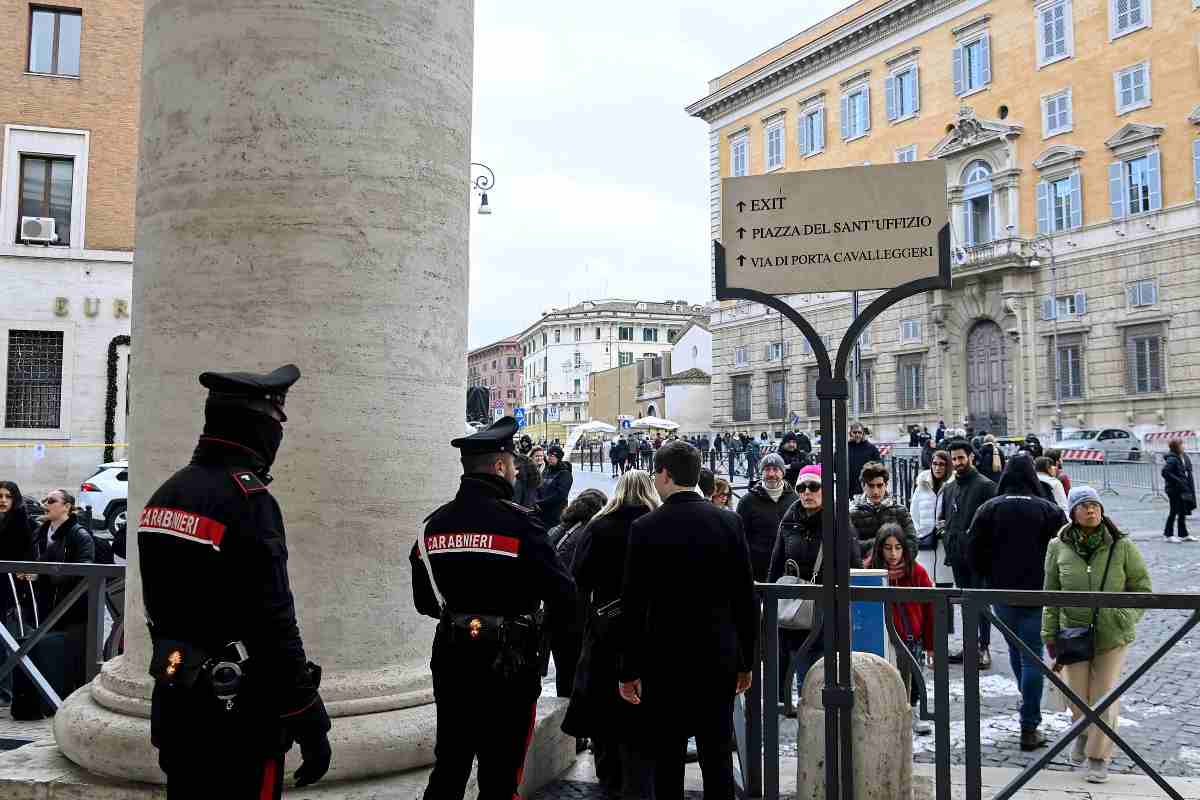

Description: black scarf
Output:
[198,401,283,477]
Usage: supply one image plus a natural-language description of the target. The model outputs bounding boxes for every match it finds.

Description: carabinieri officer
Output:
[411,416,576,800]
[139,365,332,799]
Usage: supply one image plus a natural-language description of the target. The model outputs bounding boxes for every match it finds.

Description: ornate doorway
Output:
[966,320,1008,436]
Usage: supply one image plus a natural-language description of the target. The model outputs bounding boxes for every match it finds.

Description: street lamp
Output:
[470,162,495,215]
[1030,235,1061,441]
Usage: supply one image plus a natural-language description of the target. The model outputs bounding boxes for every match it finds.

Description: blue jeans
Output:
[992,604,1045,729]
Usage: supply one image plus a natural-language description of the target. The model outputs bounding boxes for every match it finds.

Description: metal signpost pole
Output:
[716,159,952,800]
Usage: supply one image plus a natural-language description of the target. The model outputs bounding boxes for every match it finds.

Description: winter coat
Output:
[512,453,542,507]
[769,503,864,585]
[736,482,800,582]
[536,460,573,528]
[860,558,935,652]
[966,493,1067,591]
[1042,522,1152,654]
[938,467,996,569]
[34,518,95,629]
[977,443,1006,483]
[909,470,948,541]
[0,501,37,614]
[1162,453,1196,510]
[1037,473,1069,513]
[848,495,917,553]
[846,439,883,497]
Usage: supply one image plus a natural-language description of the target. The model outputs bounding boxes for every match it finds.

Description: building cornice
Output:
[686,0,962,124]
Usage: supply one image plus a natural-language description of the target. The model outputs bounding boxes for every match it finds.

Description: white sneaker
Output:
[912,708,932,735]
[1086,758,1109,783]
[1179,535,1197,543]
[1164,535,1179,543]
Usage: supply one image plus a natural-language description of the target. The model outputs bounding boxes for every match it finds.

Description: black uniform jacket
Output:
[618,492,758,704]
[410,473,576,636]
[138,438,316,718]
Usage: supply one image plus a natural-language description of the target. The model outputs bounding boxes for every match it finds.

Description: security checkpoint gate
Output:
[717,160,952,800]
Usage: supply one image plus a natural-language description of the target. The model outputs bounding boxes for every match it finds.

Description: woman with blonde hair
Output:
[563,470,660,797]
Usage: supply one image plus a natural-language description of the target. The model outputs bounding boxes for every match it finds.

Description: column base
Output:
[11,695,573,797]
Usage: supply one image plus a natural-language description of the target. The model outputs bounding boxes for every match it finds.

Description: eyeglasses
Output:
[797,482,822,493]
[42,497,61,505]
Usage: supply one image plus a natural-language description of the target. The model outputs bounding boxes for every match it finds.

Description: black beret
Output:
[452,416,518,456]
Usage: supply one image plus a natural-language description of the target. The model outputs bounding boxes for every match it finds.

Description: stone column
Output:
[55,0,473,784]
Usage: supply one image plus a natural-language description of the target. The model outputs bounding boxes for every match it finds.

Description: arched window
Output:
[647,404,657,417]
[961,160,994,247]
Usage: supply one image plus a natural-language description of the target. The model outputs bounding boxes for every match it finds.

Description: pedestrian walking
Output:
[847,422,882,497]
[911,451,951,586]
[536,445,574,529]
[770,465,862,716]
[139,365,331,798]
[940,438,997,667]
[777,432,812,485]
[736,453,799,582]
[0,481,37,705]
[513,436,543,507]
[1043,487,1152,784]
[935,419,947,444]
[546,489,608,699]
[618,442,758,800]
[848,461,917,554]
[746,435,762,483]
[564,471,660,797]
[967,454,1068,751]
[863,522,934,734]
[1035,456,1069,513]
[411,416,576,800]
[1161,438,1196,543]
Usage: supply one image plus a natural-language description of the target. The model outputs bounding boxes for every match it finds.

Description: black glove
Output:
[294,721,332,787]
[283,663,332,787]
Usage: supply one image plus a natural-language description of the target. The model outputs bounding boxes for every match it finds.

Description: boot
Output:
[1020,727,1046,751]
[1070,734,1088,766]
[1086,758,1109,783]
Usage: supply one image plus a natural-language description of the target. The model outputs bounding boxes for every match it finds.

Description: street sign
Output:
[621,419,631,429]
[720,160,949,294]
[514,407,526,427]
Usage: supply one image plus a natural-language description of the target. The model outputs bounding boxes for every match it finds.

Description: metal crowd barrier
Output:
[0,560,125,712]
[743,582,1200,800]
[1059,455,1169,502]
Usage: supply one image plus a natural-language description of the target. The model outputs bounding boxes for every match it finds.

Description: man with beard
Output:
[777,432,812,486]
[939,438,997,667]
[735,453,799,582]
[846,422,882,498]
[536,445,574,528]
[139,365,331,798]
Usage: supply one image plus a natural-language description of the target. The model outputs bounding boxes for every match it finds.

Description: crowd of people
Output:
[539,426,1173,790]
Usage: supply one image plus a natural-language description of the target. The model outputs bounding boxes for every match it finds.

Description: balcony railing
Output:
[955,237,1028,269]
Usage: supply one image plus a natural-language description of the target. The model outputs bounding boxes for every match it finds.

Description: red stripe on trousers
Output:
[512,702,537,800]
[259,759,278,800]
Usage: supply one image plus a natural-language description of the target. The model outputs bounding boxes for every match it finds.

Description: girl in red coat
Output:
[866,522,935,734]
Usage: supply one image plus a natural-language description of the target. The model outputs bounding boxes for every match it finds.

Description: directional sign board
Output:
[721,160,949,294]
[514,407,526,428]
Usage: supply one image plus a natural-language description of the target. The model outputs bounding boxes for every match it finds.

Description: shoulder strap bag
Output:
[1053,539,1117,666]
[778,549,822,631]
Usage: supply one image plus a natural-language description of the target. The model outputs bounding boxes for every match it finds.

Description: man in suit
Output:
[618,441,758,799]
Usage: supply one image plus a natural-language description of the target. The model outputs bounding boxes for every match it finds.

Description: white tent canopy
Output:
[574,420,617,434]
[631,416,679,431]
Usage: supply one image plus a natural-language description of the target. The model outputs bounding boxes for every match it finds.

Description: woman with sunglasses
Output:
[768,465,864,717]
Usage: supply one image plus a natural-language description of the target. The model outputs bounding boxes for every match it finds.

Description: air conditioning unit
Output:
[20,216,57,243]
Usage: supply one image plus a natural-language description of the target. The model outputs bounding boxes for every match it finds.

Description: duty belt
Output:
[439,612,538,645]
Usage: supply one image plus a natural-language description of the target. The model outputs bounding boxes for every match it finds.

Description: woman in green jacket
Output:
[1042,486,1152,785]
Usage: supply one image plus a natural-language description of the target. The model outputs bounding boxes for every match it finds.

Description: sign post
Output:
[718,160,951,800]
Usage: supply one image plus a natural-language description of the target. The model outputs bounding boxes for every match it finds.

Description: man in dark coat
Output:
[536,445,574,527]
[967,453,1067,750]
[777,432,812,485]
[619,441,758,800]
[848,461,917,553]
[411,417,576,800]
[938,438,997,667]
[512,435,542,507]
[736,453,799,582]
[139,365,331,798]
[847,421,883,498]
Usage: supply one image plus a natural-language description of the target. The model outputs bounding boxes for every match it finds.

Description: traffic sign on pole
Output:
[514,407,526,428]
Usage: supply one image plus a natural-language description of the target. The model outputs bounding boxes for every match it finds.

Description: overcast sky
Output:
[467,1,851,349]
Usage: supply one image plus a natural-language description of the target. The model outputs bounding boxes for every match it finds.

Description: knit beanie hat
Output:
[1067,485,1102,516]
[797,464,822,480]
[760,453,787,472]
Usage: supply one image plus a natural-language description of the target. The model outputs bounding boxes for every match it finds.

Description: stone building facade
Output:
[467,337,522,420]
[1,0,140,489]
[689,0,1200,440]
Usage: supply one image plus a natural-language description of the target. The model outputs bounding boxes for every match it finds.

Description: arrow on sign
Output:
[737,227,746,239]
[736,201,746,212]
[737,254,746,266]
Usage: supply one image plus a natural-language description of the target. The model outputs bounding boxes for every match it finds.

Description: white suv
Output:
[78,461,128,535]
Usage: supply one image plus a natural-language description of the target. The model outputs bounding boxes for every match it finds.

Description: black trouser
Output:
[653,696,736,800]
[551,633,581,698]
[162,750,284,800]
[425,642,539,800]
[1165,496,1190,538]
[951,561,991,648]
[778,629,822,703]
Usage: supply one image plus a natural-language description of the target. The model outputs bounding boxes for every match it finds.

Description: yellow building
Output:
[689,0,1200,440]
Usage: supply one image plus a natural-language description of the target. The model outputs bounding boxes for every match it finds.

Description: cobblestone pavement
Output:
[570,471,1200,781]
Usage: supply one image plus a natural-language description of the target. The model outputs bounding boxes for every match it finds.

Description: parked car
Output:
[78,461,128,535]
[1055,428,1141,461]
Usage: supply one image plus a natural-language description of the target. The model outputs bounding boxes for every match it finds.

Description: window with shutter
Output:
[1124,323,1164,394]
[1042,90,1072,137]
[896,354,925,410]
[766,121,785,170]
[1047,333,1085,399]
[854,361,875,413]
[1128,279,1158,306]
[805,367,820,418]
[952,46,964,96]
[1111,0,1149,38]
[1114,62,1150,114]
[768,372,787,420]
[731,136,748,177]
[733,376,752,422]
[1037,0,1073,66]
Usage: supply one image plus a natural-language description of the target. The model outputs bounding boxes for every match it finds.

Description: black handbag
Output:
[1054,540,1116,666]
